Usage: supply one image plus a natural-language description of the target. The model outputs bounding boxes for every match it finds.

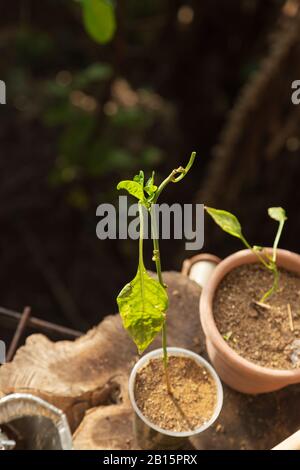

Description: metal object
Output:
[7,307,32,361]
[0,305,82,362]
[0,305,82,339]
[0,428,15,450]
[0,394,73,450]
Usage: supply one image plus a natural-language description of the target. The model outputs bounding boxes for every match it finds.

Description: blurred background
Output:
[1,0,300,339]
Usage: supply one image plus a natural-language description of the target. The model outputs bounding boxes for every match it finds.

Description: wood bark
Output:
[0,272,299,449]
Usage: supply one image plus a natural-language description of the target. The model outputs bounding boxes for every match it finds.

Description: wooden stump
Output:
[0,271,299,449]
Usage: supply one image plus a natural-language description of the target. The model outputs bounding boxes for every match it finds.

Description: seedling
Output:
[205,206,287,303]
[116,152,197,391]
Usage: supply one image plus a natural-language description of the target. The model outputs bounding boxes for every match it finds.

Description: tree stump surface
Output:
[0,271,299,450]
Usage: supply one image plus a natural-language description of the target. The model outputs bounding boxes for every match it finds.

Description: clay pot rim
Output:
[200,248,300,379]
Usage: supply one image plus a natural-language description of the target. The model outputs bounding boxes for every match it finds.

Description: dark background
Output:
[0,0,299,337]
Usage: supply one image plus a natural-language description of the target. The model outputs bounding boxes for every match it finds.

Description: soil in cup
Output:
[134,355,217,432]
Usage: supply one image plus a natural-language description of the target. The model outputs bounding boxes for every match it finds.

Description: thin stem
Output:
[153,151,196,203]
[172,151,196,183]
[240,231,280,303]
[162,321,171,392]
[260,266,279,303]
[149,152,196,393]
[260,216,286,302]
[138,202,144,267]
[240,235,271,270]
[150,205,171,393]
[241,233,279,302]
[272,219,286,263]
[151,206,163,283]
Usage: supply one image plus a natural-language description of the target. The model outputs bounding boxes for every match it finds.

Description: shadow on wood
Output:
[0,272,299,449]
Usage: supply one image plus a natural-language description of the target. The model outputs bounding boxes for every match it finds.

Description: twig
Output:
[251,301,272,311]
[287,303,294,332]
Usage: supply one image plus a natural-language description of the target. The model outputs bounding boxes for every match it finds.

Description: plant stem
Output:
[162,321,171,392]
[240,235,271,270]
[153,151,196,203]
[150,205,171,393]
[259,265,279,303]
[240,234,278,302]
[272,218,286,263]
[241,232,283,303]
[172,151,196,183]
[149,152,196,393]
[138,202,144,267]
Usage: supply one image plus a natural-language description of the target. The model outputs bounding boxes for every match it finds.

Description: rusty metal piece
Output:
[7,307,32,362]
[0,306,82,340]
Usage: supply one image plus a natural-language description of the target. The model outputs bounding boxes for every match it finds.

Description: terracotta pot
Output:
[199,248,300,394]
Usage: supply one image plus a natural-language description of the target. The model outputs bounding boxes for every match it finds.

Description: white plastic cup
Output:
[129,347,223,450]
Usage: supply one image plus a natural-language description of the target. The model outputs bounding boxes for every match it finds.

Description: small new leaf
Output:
[117,180,145,202]
[117,265,168,353]
[223,331,233,342]
[144,171,157,197]
[205,207,243,240]
[268,207,287,223]
[133,170,144,187]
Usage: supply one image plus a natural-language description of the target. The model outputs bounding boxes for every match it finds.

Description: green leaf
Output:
[83,0,116,45]
[117,266,168,353]
[205,207,243,240]
[268,207,287,223]
[223,331,233,342]
[144,171,157,197]
[117,180,145,202]
[133,170,144,188]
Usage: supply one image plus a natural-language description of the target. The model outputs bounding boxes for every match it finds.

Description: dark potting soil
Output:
[214,264,300,369]
[134,356,217,433]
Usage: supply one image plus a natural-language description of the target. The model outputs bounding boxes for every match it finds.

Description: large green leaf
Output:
[205,207,243,240]
[83,0,116,45]
[117,266,168,353]
[117,180,145,202]
[268,207,287,223]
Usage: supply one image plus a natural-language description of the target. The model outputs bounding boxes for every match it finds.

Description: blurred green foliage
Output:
[0,0,288,327]
[5,17,175,210]
[42,64,170,208]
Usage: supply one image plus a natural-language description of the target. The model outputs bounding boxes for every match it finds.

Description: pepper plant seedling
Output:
[205,206,287,303]
[116,152,197,391]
